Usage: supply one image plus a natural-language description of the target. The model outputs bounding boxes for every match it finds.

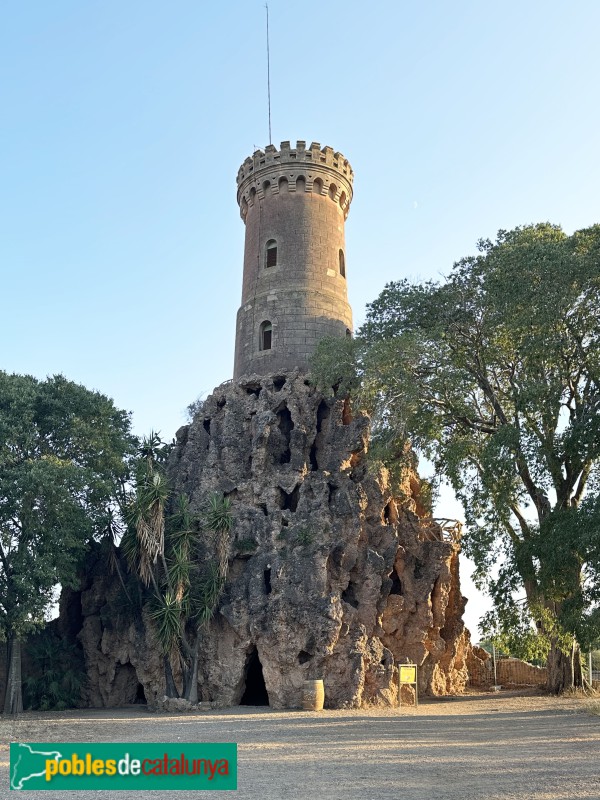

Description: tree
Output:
[313,223,600,692]
[0,372,135,713]
[121,435,232,703]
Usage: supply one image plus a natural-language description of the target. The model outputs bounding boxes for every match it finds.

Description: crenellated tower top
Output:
[237,141,354,222]
[233,139,354,380]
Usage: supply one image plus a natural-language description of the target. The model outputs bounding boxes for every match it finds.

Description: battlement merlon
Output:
[236,140,354,220]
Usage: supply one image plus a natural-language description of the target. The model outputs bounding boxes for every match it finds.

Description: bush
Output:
[23,629,87,711]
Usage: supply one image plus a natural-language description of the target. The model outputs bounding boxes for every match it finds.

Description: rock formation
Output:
[58,371,470,709]
[166,371,469,708]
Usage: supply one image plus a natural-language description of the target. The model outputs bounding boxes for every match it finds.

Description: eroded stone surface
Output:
[167,372,469,707]
[63,372,470,708]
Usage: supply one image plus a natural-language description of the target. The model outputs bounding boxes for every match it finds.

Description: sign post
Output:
[398,663,418,708]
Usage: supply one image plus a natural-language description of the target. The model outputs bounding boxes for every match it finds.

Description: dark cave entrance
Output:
[135,683,147,704]
[240,647,269,706]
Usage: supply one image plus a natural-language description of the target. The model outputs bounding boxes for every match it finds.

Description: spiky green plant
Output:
[23,630,87,711]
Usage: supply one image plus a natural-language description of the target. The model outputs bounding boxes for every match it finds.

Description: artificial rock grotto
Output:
[61,372,470,709]
[58,141,472,708]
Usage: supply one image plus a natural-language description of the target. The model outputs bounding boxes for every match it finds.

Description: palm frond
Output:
[149,592,183,655]
[202,494,233,535]
[170,493,193,531]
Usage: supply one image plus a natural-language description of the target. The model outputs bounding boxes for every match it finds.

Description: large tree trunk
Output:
[547,638,583,693]
[184,643,199,704]
[164,655,179,698]
[3,637,23,715]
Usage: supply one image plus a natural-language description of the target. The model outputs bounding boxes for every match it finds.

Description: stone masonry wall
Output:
[467,647,548,687]
[234,142,353,379]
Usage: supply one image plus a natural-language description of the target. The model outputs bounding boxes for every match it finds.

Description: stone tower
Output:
[58,139,470,712]
[233,140,354,380]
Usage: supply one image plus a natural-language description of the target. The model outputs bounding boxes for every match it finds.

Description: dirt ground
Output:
[1,690,598,799]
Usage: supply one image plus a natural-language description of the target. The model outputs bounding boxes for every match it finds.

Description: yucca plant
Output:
[115,431,234,703]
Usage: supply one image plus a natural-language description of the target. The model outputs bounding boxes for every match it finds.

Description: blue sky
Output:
[2,1,599,635]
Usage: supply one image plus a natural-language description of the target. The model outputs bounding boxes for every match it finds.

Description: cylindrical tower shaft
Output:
[233,140,354,380]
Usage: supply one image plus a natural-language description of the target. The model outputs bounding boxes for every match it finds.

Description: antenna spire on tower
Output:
[265,3,272,145]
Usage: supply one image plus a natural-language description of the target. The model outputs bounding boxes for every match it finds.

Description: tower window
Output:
[260,321,272,351]
[266,239,277,268]
[339,249,346,278]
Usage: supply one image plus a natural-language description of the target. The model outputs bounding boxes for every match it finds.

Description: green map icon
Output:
[10,744,63,790]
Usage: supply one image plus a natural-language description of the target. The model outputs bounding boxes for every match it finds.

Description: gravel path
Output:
[1,692,598,799]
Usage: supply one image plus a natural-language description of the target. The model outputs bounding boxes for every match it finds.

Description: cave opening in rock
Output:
[327,482,337,505]
[240,647,269,706]
[135,683,147,704]
[264,568,272,594]
[276,405,294,464]
[277,484,299,512]
[389,568,403,595]
[113,662,143,705]
[342,581,359,609]
[309,441,318,471]
[309,400,331,471]
[383,500,397,525]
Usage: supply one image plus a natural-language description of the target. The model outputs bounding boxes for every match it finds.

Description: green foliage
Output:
[236,537,258,553]
[202,494,233,536]
[296,527,315,547]
[310,335,361,399]
[185,394,206,423]
[0,372,135,641]
[149,591,185,656]
[195,494,233,626]
[313,223,600,678]
[0,371,135,711]
[479,604,551,665]
[23,629,87,711]
[195,562,226,627]
[123,436,234,697]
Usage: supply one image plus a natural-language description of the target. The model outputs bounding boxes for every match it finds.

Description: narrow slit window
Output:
[339,249,346,278]
[266,239,277,268]
[260,321,272,351]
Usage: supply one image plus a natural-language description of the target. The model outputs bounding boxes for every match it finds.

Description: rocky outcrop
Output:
[60,371,469,709]
[165,371,468,707]
[58,553,162,708]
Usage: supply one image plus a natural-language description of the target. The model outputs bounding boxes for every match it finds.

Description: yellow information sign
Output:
[398,663,418,708]
[399,665,416,684]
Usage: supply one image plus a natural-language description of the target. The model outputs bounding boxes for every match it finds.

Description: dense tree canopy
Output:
[0,372,135,713]
[313,223,600,691]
